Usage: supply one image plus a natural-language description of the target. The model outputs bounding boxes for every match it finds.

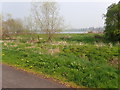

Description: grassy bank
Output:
[2,33,119,88]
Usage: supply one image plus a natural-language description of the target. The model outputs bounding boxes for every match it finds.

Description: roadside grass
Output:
[2,33,119,88]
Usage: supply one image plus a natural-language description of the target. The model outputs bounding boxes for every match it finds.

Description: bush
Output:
[104,1,120,41]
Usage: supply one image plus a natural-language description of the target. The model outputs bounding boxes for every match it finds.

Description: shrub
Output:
[104,2,120,41]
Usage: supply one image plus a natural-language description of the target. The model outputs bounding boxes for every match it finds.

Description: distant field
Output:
[2,33,119,88]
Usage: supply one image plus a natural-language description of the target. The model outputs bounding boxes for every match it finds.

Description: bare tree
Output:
[2,14,27,39]
[31,2,64,42]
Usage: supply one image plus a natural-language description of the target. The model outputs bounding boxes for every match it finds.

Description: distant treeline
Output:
[65,27,104,33]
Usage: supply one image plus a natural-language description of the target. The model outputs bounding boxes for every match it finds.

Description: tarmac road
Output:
[2,64,67,88]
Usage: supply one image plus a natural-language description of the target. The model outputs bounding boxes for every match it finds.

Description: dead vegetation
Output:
[60,36,71,40]
[48,47,60,55]
[51,41,67,45]
[108,58,120,69]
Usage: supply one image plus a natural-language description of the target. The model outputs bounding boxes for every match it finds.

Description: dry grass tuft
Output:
[48,48,60,55]
[51,41,67,45]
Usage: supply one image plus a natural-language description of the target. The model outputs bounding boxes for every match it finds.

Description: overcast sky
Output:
[1,1,119,29]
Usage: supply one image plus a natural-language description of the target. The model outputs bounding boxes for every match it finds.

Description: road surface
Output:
[2,64,67,88]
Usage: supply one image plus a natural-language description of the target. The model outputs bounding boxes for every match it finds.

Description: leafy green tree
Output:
[104,1,120,41]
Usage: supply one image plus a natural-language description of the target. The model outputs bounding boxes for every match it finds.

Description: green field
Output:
[2,33,119,88]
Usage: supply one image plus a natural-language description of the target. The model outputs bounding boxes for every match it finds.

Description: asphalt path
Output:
[2,64,67,88]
